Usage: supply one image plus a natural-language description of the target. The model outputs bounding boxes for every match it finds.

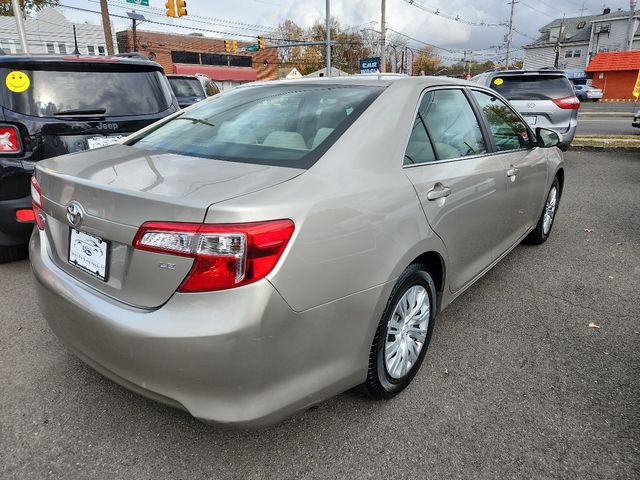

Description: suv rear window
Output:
[132,84,383,168]
[490,75,574,100]
[1,67,173,117]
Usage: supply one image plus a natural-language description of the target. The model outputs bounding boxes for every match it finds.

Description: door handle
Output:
[507,167,519,177]
[426,185,451,201]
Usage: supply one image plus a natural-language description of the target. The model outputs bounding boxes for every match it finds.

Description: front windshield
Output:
[169,77,205,97]
[132,84,383,168]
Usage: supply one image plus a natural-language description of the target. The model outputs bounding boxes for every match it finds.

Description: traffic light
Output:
[258,35,265,50]
[165,0,176,17]
[232,40,238,52]
[224,40,231,53]
[176,0,187,17]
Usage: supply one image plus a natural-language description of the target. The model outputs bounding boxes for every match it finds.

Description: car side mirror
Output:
[536,127,560,148]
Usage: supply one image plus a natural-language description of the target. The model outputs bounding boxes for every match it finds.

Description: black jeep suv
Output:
[0,55,179,262]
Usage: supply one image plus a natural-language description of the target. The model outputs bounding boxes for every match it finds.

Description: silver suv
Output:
[472,70,579,150]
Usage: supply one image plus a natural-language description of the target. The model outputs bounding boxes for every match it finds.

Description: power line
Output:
[401,0,504,27]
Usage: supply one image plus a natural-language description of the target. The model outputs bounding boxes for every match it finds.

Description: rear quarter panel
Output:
[203,80,449,313]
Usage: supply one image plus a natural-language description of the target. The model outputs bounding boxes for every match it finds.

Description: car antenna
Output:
[72,24,80,55]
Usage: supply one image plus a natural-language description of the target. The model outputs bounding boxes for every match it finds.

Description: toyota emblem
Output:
[66,201,84,227]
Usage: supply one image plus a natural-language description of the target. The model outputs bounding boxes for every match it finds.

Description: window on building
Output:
[565,50,573,58]
[577,21,586,29]
[98,45,105,55]
[87,45,95,55]
[46,42,55,54]
[0,39,9,54]
[58,42,67,54]
[14,40,23,54]
[573,49,581,58]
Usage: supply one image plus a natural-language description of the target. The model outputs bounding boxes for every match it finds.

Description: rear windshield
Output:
[131,84,383,168]
[490,75,574,100]
[169,77,205,97]
[1,67,173,117]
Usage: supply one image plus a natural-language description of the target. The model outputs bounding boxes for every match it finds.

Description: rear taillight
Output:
[553,96,581,110]
[0,125,22,153]
[133,219,295,292]
[31,176,45,230]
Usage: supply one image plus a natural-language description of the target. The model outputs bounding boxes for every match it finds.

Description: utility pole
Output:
[325,0,331,76]
[381,0,386,72]
[553,16,565,68]
[99,0,114,56]
[627,0,637,51]
[11,0,29,54]
[505,0,517,69]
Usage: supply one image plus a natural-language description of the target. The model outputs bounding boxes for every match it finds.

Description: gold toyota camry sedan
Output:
[30,76,564,427]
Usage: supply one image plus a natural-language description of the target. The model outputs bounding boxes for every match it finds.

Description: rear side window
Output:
[1,68,173,117]
[420,89,487,160]
[169,77,205,97]
[490,75,574,100]
[132,84,383,168]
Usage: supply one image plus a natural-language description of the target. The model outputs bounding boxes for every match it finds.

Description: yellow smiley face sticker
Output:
[493,78,504,86]
[5,70,31,93]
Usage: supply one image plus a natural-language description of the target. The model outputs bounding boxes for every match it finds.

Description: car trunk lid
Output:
[36,144,303,308]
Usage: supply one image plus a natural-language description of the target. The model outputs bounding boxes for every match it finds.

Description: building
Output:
[523,6,640,74]
[279,67,303,79]
[0,8,116,55]
[305,66,350,77]
[116,30,277,90]
[585,50,640,98]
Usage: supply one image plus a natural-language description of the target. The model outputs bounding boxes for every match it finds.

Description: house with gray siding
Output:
[523,7,639,72]
[0,8,116,56]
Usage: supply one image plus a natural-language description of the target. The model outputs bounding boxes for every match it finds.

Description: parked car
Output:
[30,76,564,427]
[0,54,179,262]
[167,74,220,109]
[472,70,579,150]
[633,109,640,128]
[573,84,603,102]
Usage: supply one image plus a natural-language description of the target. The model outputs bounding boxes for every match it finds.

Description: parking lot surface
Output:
[1,150,639,480]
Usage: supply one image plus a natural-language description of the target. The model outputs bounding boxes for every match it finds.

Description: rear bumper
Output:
[557,122,577,147]
[30,229,379,427]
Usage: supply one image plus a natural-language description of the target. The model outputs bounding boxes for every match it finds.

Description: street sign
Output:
[360,57,380,74]
[245,45,259,52]
[127,0,150,6]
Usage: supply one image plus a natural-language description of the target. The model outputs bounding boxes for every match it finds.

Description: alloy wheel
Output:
[542,186,558,235]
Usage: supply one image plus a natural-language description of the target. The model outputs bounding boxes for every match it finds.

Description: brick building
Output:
[585,50,640,99]
[116,30,278,89]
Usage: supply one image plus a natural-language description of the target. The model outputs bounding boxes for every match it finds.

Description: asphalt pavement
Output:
[1,151,639,479]
[577,101,640,136]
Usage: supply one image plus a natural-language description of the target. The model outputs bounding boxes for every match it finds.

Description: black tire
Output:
[364,263,437,399]
[0,244,28,263]
[558,144,570,152]
[524,177,561,245]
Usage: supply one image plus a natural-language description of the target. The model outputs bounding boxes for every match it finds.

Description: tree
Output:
[1,0,60,16]
[412,47,444,75]
[275,19,305,66]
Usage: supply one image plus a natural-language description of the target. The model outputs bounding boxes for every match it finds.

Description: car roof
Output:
[239,74,481,89]
[484,69,568,77]
[0,54,163,70]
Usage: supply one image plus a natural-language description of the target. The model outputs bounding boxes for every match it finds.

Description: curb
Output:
[569,145,640,151]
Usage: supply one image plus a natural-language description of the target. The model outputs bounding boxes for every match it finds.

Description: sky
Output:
[57,0,635,63]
